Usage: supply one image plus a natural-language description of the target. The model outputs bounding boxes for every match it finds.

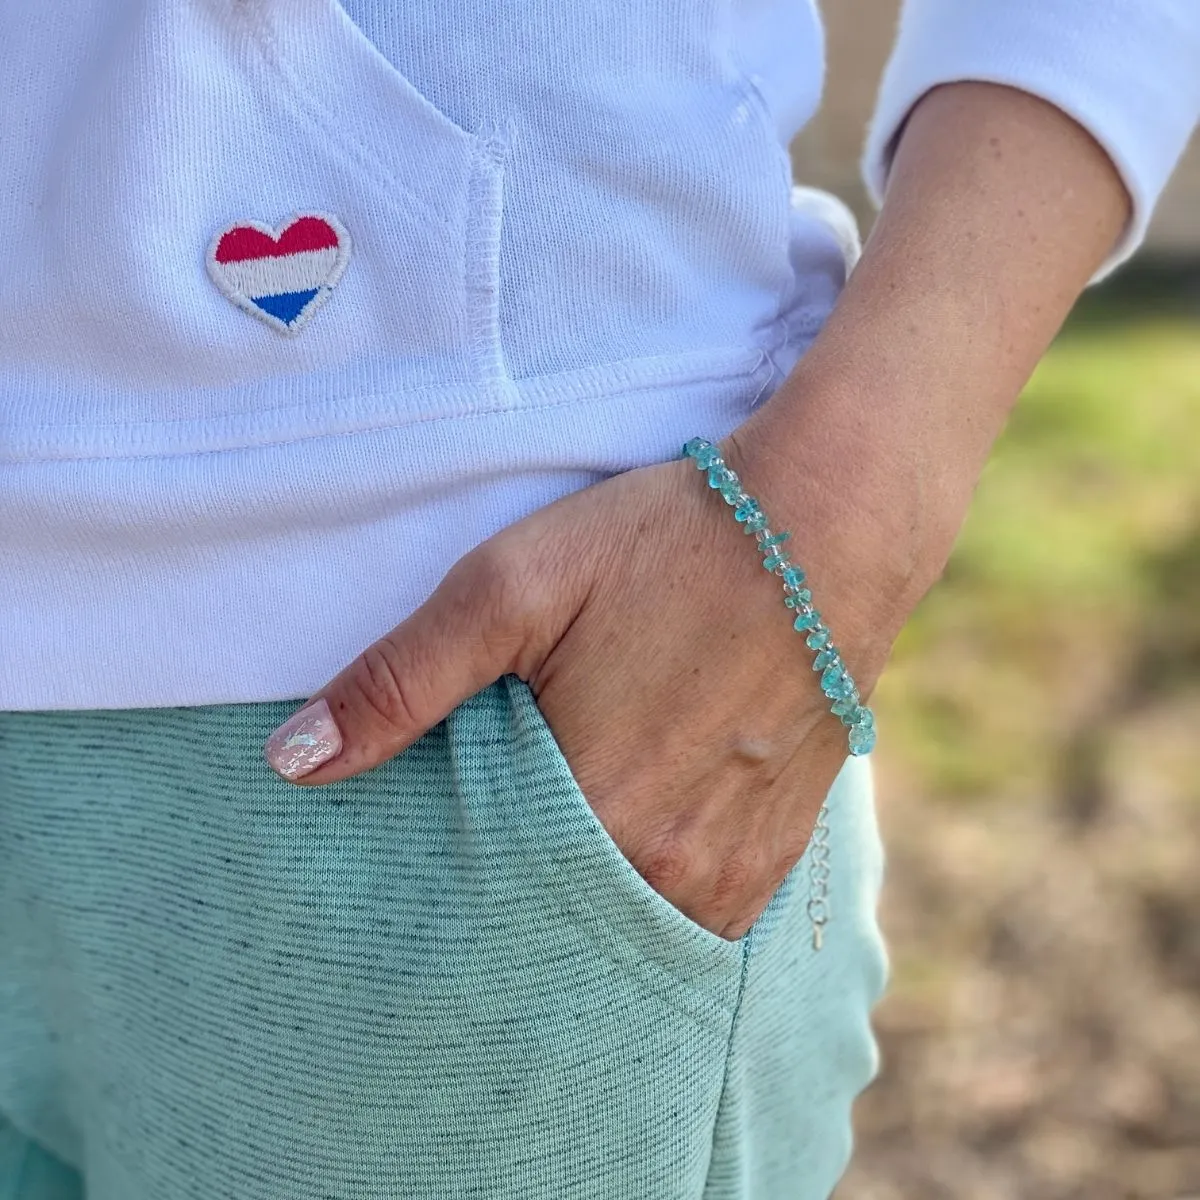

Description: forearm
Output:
[728,82,1130,671]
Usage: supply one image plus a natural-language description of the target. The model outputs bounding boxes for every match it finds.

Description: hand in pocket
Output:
[264,443,899,939]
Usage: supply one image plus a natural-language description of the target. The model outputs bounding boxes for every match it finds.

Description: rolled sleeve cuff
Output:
[861,0,1200,280]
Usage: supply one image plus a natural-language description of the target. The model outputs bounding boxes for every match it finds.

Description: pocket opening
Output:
[493,675,753,998]
[241,0,482,227]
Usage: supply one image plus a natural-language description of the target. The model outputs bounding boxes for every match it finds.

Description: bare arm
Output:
[728,81,1131,683]
[277,81,1145,938]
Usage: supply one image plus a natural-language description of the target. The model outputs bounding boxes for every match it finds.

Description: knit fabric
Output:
[2,0,1198,709]
[0,675,887,1198]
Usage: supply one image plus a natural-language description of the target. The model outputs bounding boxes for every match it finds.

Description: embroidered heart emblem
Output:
[206,213,351,335]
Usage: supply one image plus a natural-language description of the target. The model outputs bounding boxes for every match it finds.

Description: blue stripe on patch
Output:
[250,289,321,325]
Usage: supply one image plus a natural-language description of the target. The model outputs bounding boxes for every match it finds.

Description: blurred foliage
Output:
[876,266,1200,806]
[842,264,1200,1200]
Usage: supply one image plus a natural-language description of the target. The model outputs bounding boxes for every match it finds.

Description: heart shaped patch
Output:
[206,212,351,336]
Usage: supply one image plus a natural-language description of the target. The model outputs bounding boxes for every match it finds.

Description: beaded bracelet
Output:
[681,437,877,758]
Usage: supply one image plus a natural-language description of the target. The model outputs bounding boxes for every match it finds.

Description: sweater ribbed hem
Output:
[1,350,779,709]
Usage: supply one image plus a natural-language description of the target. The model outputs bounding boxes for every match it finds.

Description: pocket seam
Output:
[522,680,747,952]
[522,838,746,1034]
[463,131,512,388]
[497,676,747,1023]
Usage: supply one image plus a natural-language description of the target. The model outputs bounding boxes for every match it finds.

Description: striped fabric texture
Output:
[0,675,887,1198]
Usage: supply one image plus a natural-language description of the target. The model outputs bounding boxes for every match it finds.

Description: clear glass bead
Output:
[757,530,791,549]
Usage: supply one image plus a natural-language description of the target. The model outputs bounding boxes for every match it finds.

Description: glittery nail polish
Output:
[265,698,342,781]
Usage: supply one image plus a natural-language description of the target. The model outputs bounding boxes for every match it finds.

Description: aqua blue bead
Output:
[745,513,768,533]
[720,482,741,503]
[784,589,813,608]
[805,629,830,649]
[813,649,838,671]
[682,438,710,458]
[699,448,723,470]
[821,664,851,695]
[855,708,876,732]
[762,553,788,572]
[839,708,859,726]
[781,566,806,588]
[758,531,791,549]
[734,499,759,522]
[849,723,876,755]
[793,609,821,631]
[831,697,857,717]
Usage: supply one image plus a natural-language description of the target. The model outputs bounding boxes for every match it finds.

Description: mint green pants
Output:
[0,675,887,1198]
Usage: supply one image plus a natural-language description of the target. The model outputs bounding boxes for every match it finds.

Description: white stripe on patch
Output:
[212,246,343,300]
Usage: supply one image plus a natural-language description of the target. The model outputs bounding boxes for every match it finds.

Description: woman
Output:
[1,1,1198,1196]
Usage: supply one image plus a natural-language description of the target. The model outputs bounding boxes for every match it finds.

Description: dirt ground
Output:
[842,713,1200,1199]
[837,284,1200,1200]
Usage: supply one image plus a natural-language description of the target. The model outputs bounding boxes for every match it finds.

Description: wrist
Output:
[723,382,969,668]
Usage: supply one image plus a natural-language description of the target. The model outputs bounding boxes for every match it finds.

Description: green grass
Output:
[876,268,1200,802]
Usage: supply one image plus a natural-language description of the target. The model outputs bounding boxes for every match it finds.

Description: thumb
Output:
[263,539,564,784]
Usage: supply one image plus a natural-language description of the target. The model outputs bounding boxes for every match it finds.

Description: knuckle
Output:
[456,542,543,631]
[467,553,553,671]
[636,834,693,899]
[348,640,421,732]
[709,852,760,910]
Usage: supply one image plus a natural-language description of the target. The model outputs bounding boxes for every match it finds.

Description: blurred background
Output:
[794,4,1200,1198]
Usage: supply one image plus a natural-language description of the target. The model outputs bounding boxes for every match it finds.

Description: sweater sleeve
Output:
[861,0,1200,279]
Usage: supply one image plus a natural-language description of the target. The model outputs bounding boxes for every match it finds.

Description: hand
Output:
[263,435,902,940]
[260,77,1131,939]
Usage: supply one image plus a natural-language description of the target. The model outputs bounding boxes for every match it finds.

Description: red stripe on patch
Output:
[214,217,341,264]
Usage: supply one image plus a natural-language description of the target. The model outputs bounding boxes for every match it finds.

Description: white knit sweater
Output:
[1,0,1197,708]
